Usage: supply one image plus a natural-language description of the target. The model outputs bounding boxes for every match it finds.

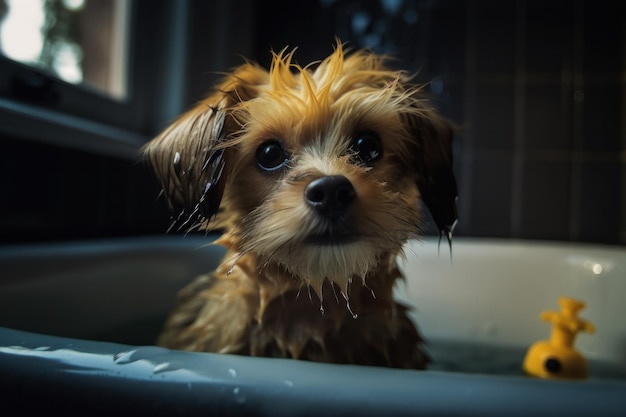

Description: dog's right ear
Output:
[410,110,459,242]
[143,64,267,228]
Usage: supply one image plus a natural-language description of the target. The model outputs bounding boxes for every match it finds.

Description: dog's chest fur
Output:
[157,233,428,369]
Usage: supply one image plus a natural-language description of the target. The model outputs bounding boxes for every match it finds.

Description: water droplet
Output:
[284,380,294,388]
[113,350,136,364]
[6,345,28,351]
[34,346,51,351]
[342,290,358,318]
[347,301,358,319]
[306,284,313,301]
[173,151,181,165]
[330,282,340,303]
[233,387,247,404]
[228,368,237,378]
[370,289,376,299]
[153,362,171,374]
[113,346,168,365]
[437,229,454,264]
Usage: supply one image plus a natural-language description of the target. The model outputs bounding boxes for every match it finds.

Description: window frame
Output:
[0,0,192,159]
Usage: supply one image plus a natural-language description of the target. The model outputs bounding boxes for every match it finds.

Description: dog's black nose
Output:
[305,175,356,219]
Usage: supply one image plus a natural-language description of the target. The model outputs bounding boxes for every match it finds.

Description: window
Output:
[0,0,129,99]
[0,0,196,158]
[0,0,257,159]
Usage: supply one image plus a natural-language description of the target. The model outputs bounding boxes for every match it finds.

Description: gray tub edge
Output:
[1,326,624,417]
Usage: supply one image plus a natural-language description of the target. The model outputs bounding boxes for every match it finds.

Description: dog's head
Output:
[145,44,457,295]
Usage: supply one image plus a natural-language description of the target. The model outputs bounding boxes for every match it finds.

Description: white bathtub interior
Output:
[399,238,626,379]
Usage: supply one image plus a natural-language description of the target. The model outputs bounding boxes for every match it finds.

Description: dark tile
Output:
[582,1,624,75]
[520,157,571,240]
[475,0,514,9]
[578,159,621,243]
[0,138,66,238]
[525,1,575,74]
[429,80,465,128]
[57,150,103,235]
[472,82,516,151]
[469,153,513,237]
[100,158,133,227]
[474,2,516,74]
[126,162,171,233]
[0,136,169,243]
[581,83,622,152]
[424,8,467,77]
[253,0,337,68]
[524,83,571,151]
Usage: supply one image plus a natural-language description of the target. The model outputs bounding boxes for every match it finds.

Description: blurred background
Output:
[0,0,623,245]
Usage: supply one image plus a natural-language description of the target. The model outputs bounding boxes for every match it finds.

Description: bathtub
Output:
[0,236,624,416]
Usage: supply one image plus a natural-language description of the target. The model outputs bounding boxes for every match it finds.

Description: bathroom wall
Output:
[0,0,252,244]
[253,0,625,244]
[0,135,170,243]
[0,0,623,245]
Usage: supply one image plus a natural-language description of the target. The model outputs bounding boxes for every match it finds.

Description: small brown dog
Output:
[144,43,457,369]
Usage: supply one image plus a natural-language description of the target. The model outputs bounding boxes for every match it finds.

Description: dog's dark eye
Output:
[256,140,290,171]
[351,132,383,164]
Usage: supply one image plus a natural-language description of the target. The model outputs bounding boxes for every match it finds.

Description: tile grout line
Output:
[569,0,585,241]
[459,2,477,235]
[621,3,626,244]
[510,0,527,237]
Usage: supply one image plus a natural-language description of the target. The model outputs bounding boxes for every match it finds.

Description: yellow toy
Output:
[523,297,595,379]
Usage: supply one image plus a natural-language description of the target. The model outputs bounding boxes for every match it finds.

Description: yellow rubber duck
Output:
[522,297,595,379]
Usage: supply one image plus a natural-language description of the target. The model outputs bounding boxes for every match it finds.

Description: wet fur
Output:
[144,43,456,369]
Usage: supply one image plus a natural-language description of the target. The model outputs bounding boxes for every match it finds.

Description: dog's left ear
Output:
[411,111,459,239]
[143,64,267,227]
[143,101,229,227]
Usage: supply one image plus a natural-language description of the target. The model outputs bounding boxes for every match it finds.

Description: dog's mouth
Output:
[304,231,361,246]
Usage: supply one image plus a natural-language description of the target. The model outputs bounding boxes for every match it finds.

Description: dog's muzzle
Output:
[304,175,355,219]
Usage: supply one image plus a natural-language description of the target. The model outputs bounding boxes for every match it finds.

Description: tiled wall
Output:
[468,0,623,244]
[1,0,623,245]
[255,0,625,244]
[0,136,170,243]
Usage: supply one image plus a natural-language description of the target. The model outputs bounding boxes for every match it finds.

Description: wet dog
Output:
[144,43,457,369]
